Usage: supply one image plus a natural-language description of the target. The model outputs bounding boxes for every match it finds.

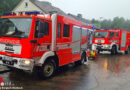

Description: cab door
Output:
[109,32,118,44]
[32,19,52,57]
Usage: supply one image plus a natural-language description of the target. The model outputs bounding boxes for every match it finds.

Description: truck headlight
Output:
[104,45,110,48]
[102,40,105,43]
[21,60,31,65]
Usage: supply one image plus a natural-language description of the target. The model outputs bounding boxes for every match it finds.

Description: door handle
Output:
[47,45,50,49]
[68,44,70,47]
[37,43,40,46]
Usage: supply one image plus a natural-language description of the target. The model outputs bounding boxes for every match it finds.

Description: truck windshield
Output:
[94,31,108,38]
[0,18,32,38]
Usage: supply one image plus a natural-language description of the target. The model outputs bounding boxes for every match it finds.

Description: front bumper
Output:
[92,44,111,51]
[0,55,34,71]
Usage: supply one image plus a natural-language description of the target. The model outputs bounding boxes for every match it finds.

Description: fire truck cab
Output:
[92,29,130,54]
[0,12,92,78]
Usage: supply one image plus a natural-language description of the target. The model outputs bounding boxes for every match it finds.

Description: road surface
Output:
[0,53,130,90]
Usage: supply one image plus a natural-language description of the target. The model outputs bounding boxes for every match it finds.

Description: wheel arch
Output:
[111,43,116,48]
[112,44,118,51]
[113,44,117,47]
[45,53,59,68]
[111,43,118,50]
[38,51,59,68]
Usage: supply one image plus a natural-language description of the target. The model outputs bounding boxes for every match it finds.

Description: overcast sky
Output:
[39,0,130,20]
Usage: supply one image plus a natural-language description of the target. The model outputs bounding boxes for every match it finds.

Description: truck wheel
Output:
[125,51,128,54]
[38,59,56,79]
[80,53,87,64]
[97,50,100,54]
[125,47,129,54]
[111,46,117,55]
[75,53,87,65]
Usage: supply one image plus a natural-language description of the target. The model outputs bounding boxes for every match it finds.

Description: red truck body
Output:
[0,12,93,78]
[92,29,130,54]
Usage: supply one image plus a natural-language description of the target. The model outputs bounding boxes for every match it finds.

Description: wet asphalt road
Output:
[1,52,130,90]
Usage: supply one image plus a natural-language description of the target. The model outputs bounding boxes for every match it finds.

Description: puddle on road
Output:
[0,64,98,90]
[91,54,130,90]
[95,54,130,75]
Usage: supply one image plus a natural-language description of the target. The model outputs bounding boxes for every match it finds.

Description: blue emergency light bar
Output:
[92,25,95,29]
[3,12,16,16]
[3,11,40,16]
[25,11,40,15]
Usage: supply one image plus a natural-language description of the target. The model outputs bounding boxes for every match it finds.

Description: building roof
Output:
[13,0,93,27]
[68,13,91,25]
[30,0,67,16]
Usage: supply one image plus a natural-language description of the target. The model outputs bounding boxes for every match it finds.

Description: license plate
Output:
[3,61,14,65]
[2,56,14,65]
[3,56,12,61]
[98,40,101,43]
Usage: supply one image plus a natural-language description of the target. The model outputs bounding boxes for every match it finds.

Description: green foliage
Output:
[94,24,101,28]
[100,19,112,29]
[91,17,130,31]
[111,17,125,29]
[0,0,20,16]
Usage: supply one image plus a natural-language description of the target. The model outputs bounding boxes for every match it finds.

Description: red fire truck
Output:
[92,29,130,54]
[0,11,92,78]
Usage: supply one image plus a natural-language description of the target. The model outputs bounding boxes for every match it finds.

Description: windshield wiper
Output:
[0,34,25,38]
[9,35,25,38]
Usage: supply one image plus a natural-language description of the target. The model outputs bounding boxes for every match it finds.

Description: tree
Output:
[90,17,130,31]
[0,0,20,16]
[111,17,125,29]
[123,20,130,31]
[100,19,112,29]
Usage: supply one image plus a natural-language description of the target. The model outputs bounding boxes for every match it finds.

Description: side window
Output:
[35,20,49,38]
[82,28,88,36]
[63,24,70,37]
[25,2,28,8]
[40,21,49,36]
[58,23,61,38]
[109,32,114,38]
[115,33,118,37]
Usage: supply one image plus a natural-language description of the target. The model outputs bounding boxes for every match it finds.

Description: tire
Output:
[38,59,56,79]
[125,51,128,54]
[78,53,87,65]
[97,50,100,54]
[111,46,117,55]
[125,47,129,54]
[81,55,86,64]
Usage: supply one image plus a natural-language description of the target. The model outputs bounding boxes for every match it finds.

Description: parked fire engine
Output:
[0,11,92,78]
[92,29,130,54]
